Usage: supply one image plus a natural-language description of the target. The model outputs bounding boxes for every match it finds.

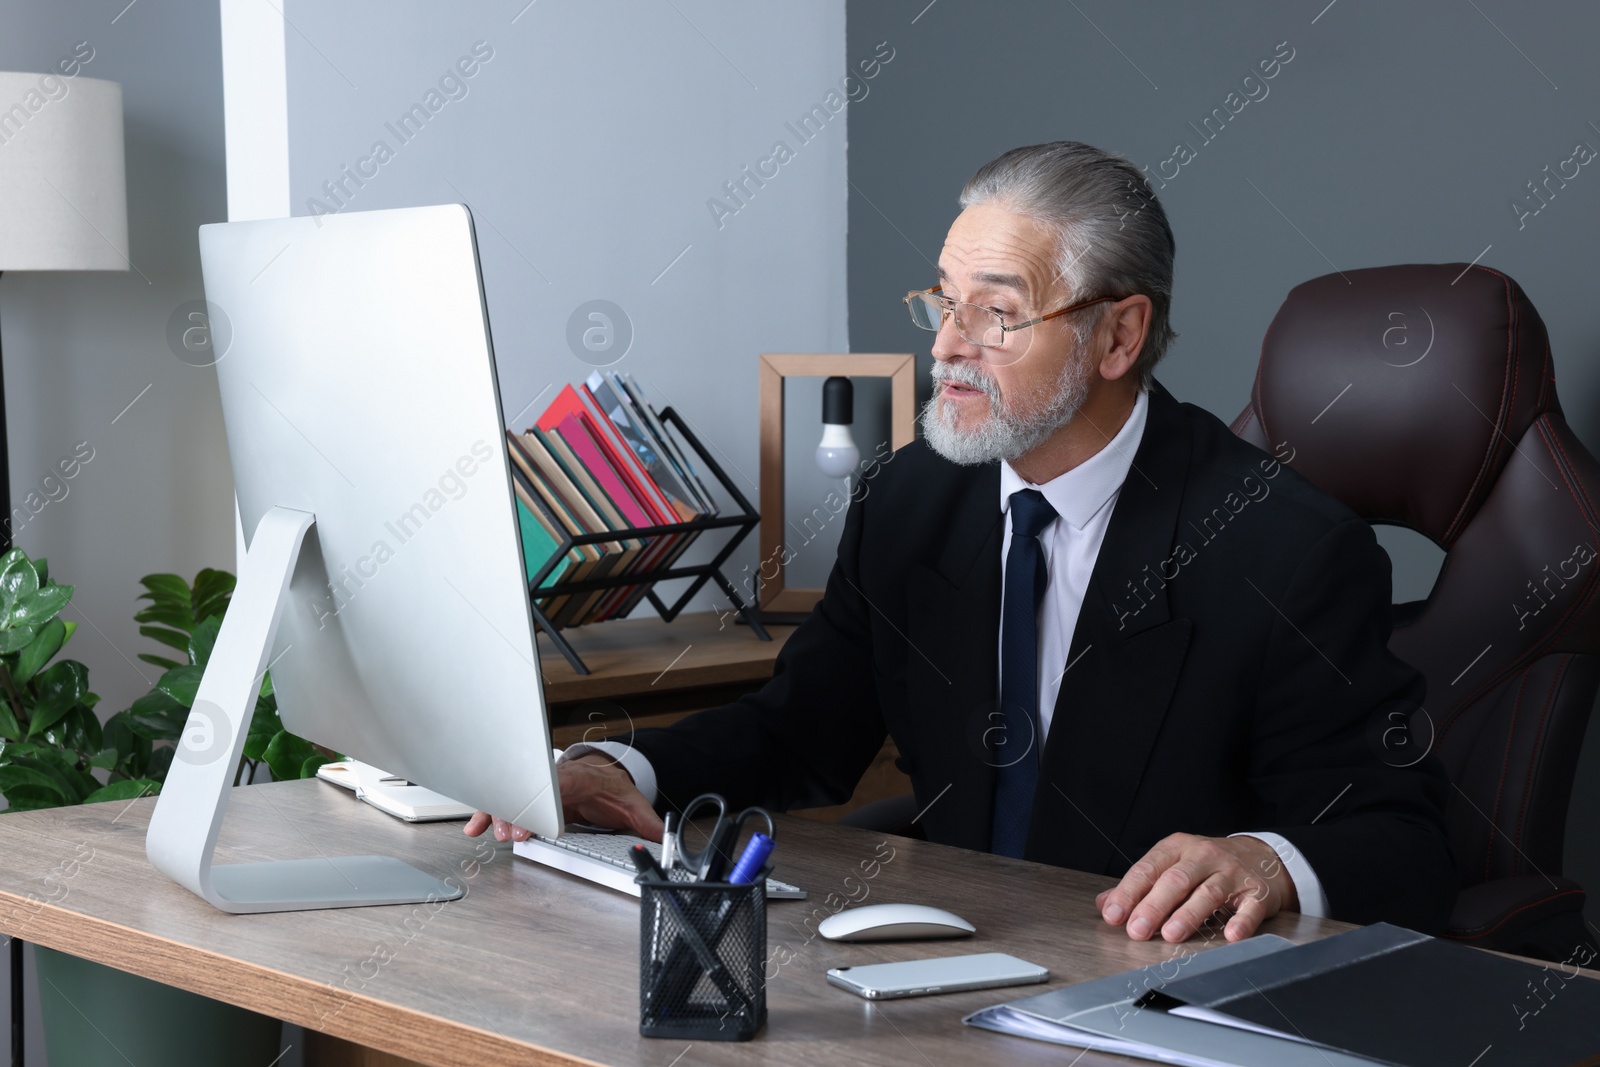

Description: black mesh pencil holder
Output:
[638,872,767,1041]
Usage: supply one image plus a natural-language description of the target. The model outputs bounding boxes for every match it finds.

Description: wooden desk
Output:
[538,612,910,821]
[0,780,1347,1067]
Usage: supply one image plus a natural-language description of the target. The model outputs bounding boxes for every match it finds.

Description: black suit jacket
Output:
[632,381,1457,930]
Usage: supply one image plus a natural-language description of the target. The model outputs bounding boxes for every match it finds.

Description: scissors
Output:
[676,793,775,882]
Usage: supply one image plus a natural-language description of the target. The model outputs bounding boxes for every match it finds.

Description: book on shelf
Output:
[509,375,718,628]
[615,371,717,516]
[508,429,632,626]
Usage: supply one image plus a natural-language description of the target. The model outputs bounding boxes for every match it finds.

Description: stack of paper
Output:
[966,923,1600,1067]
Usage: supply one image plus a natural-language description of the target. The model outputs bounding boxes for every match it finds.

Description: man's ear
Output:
[1098,294,1153,382]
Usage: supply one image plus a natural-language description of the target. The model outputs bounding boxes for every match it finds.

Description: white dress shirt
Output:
[569,387,1327,917]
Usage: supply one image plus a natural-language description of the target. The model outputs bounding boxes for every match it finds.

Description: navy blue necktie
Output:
[990,488,1057,858]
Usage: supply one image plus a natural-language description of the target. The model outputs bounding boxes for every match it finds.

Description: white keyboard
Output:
[513,831,806,899]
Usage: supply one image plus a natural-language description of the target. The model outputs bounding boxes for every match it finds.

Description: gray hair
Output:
[958,141,1177,388]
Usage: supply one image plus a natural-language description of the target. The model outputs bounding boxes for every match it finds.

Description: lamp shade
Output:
[0,73,128,271]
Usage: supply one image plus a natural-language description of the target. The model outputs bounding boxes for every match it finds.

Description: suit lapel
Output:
[905,461,1003,852]
[1032,383,1195,872]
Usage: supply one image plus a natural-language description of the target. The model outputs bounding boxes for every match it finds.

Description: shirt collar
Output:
[999,388,1149,531]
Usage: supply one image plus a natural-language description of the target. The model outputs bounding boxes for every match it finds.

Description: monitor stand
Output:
[145,506,464,913]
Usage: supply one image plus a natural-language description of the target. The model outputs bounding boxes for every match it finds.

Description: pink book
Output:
[555,413,654,530]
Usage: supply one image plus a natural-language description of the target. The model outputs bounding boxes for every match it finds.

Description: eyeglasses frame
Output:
[902,285,1118,348]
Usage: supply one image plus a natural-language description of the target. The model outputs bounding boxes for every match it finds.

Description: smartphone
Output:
[826,952,1049,1000]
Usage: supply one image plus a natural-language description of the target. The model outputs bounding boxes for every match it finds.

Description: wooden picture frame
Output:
[758,353,917,617]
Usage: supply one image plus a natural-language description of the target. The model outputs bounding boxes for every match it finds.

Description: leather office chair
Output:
[1232,262,1600,962]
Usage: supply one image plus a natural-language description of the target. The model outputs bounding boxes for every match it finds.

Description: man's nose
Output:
[930,312,982,363]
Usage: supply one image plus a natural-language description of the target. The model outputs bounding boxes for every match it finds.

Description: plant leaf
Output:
[44,704,102,756]
[138,625,192,655]
[0,625,37,655]
[243,697,284,761]
[32,558,47,585]
[155,665,203,707]
[262,730,320,783]
[188,616,221,670]
[12,584,72,629]
[0,697,19,742]
[1,786,66,811]
[4,752,90,803]
[83,779,160,805]
[102,711,152,778]
[25,660,88,738]
[13,618,66,686]
[136,654,183,671]
[143,744,174,783]
[0,549,37,619]
[88,747,118,770]
[124,689,187,741]
[133,604,194,633]
[299,753,333,779]
[0,764,70,805]
[191,568,235,622]
[138,573,191,608]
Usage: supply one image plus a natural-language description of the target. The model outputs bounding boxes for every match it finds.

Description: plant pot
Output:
[35,945,284,1066]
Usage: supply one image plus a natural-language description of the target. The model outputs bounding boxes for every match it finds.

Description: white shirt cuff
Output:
[557,741,658,807]
[1230,831,1329,918]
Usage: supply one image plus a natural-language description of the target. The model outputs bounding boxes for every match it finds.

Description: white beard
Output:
[920,352,1092,465]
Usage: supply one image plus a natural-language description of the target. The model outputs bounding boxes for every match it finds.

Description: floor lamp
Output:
[0,71,128,1067]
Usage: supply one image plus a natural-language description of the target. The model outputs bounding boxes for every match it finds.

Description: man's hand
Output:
[1095,833,1297,943]
[463,753,664,843]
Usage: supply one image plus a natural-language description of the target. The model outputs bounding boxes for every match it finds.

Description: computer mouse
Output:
[817,902,976,942]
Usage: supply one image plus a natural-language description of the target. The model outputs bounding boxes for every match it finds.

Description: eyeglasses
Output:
[902,286,1115,365]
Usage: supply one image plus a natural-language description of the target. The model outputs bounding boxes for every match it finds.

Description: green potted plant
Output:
[0,552,318,1066]
[122,567,333,785]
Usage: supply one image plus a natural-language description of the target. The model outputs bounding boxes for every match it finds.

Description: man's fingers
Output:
[464,811,492,837]
[1102,833,1192,928]
[1124,861,1207,940]
[1158,872,1235,942]
[1225,887,1270,941]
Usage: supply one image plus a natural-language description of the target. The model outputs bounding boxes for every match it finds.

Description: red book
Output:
[538,386,676,524]
[555,413,652,528]
[551,413,676,600]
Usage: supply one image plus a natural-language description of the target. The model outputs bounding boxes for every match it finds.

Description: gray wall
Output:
[0,0,235,722]
[282,0,860,610]
[1,0,235,1059]
[846,0,1600,929]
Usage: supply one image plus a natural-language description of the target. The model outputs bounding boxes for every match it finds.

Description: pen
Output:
[661,812,678,873]
[629,843,668,882]
[727,833,774,886]
[702,818,741,882]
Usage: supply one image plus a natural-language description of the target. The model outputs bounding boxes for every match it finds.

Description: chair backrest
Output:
[1231,263,1600,889]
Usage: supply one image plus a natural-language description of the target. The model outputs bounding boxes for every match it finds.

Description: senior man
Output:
[469,141,1456,943]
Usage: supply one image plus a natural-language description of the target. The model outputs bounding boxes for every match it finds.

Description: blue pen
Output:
[727,832,774,886]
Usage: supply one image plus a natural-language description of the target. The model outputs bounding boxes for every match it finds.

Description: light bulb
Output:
[816,376,859,479]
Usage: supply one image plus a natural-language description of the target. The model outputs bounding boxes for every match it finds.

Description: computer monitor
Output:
[146,204,562,913]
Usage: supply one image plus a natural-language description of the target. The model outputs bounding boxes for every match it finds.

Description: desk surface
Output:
[0,781,1347,1067]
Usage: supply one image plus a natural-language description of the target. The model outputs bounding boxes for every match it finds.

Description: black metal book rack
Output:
[515,406,769,676]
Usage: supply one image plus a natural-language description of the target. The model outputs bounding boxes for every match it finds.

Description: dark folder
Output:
[1145,922,1600,1067]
